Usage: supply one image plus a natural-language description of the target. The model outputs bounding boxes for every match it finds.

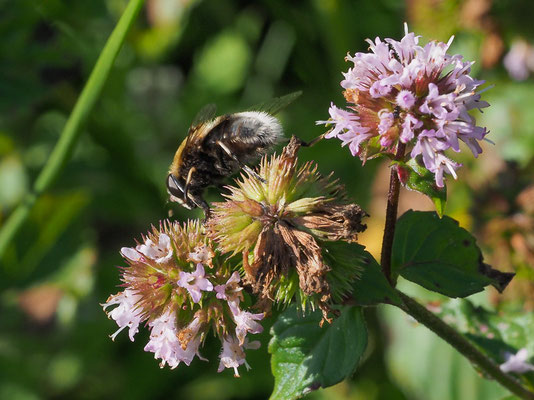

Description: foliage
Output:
[2,0,534,400]
[392,211,514,298]
[269,306,367,400]
[434,299,534,388]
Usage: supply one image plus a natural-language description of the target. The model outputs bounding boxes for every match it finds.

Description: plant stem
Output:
[0,0,146,259]
[380,143,405,284]
[377,145,534,399]
[396,291,534,400]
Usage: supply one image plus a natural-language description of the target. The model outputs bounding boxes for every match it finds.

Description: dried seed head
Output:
[207,137,368,320]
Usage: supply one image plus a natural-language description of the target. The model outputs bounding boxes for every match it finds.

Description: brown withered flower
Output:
[206,137,368,320]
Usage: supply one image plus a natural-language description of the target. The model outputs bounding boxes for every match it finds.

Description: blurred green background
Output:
[1,0,534,399]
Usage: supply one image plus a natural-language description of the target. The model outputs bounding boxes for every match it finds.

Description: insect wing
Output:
[249,90,302,115]
[191,103,217,127]
[184,103,217,146]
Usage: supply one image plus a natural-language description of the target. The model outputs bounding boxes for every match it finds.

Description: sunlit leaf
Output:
[392,211,514,297]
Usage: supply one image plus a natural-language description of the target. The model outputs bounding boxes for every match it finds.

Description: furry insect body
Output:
[167,111,283,214]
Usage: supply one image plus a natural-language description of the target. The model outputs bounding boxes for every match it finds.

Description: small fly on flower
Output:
[167,92,303,216]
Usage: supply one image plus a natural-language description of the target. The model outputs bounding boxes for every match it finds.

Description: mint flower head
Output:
[317,24,490,187]
[207,137,368,320]
[102,221,263,376]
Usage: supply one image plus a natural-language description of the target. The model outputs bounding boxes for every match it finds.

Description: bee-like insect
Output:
[167,92,301,216]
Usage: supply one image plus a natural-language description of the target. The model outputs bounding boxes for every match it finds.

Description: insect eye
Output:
[166,174,184,198]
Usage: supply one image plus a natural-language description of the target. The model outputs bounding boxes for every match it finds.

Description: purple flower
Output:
[144,310,186,369]
[317,23,490,187]
[214,271,243,302]
[187,244,214,265]
[105,221,263,375]
[316,104,364,140]
[228,300,264,345]
[400,113,422,143]
[217,335,260,377]
[136,233,173,263]
[396,90,416,110]
[433,153,460,188]
[500,348,534,374]
[102,289,145,341]
[378,110,394,135]
[370,81,392,98]
[178,263,214,303]
[316,104,372,157]
[176,316,208,365]
[120,247,142,262]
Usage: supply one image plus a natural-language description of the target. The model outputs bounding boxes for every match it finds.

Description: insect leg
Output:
[298,132,326,148]
[201,201,211,221]
[182,168,211,217]
[187,192,211,221]
[216,140,266,182]
[183,167,197,204]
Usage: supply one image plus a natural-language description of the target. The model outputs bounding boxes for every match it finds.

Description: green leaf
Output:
[350,250,402,307]
[321,241,401,306]
[392,211,514,298]
[396,159,447,217]
[269,305,367,400]
[360,136,383,163]
[432,299,534,388]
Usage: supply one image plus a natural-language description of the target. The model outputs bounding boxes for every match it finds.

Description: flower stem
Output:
[380,143,406,284]
[396,291,534,400]
[0,0,146,259]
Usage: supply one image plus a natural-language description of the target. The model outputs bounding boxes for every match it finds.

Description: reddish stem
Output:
[380,143,406,284]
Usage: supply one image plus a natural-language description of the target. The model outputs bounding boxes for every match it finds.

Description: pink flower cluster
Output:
[318,24,490,187]
[102,222,264,376]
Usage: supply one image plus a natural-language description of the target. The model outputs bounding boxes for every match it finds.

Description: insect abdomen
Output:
[228,111,282,145]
